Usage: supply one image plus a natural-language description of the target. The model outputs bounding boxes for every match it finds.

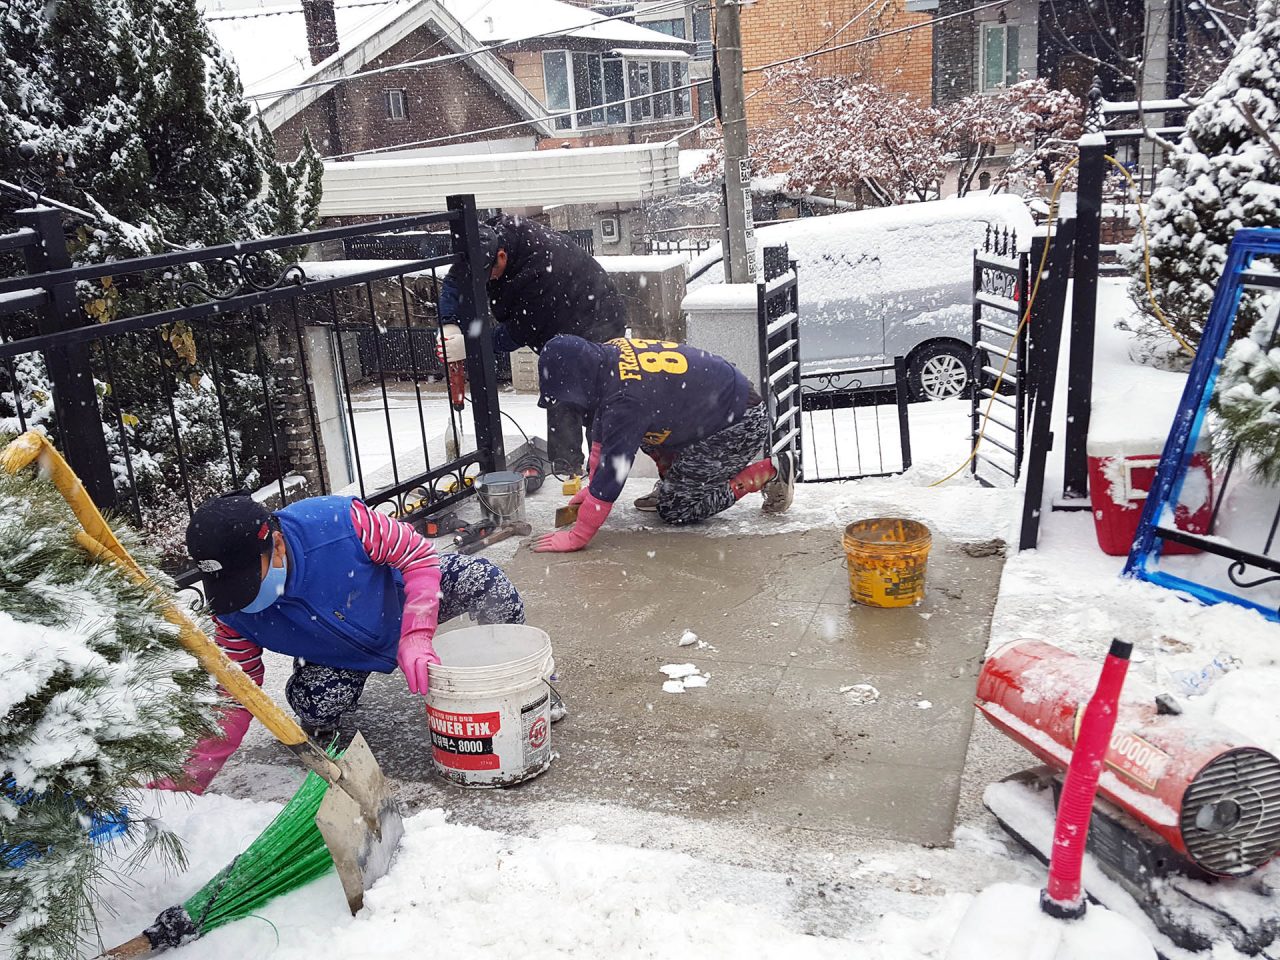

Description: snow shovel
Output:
[0,431,403,917]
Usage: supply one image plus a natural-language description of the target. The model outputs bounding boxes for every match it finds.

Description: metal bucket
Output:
[476,470,526,525]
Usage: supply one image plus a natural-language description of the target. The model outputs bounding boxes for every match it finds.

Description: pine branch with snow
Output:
[0,459,220,960]
[1214,312,1280,485]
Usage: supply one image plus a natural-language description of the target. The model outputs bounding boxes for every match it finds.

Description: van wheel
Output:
[908,343,972,401]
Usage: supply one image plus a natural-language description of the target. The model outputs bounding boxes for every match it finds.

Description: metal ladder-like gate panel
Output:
[757,245,803,477]
[970,228,1029,488]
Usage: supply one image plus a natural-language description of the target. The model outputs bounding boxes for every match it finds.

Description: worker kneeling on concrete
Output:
[167,492,549,793]
[532,335,795,553]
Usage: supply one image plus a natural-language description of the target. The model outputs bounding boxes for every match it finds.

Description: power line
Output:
[204,0,401,21]
[244,0,694,101]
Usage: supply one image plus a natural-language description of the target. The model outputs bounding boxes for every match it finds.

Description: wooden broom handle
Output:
[101,933,154,958]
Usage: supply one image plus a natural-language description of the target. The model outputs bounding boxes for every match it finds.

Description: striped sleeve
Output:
[214,617,264,685]
[350,499,440,575]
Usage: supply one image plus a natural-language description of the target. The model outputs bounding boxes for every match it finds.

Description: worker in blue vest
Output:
[165,492,556,793]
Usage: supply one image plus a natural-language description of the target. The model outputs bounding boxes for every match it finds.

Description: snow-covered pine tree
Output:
[0,0,323,260]
[1124,1,1280,351]
[0,453,219,960]
[0,0,323,553]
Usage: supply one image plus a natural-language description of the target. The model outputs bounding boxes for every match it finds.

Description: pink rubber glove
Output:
[568,442,603,507]
[398,630,441,695]
[398,562,443,694]
[535,490,612,552]
[151,702,253,794]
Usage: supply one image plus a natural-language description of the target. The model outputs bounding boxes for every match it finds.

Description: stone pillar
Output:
[681,282,761,388]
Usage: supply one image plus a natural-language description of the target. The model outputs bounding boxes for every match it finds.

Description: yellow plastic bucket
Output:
[842,518,932,608]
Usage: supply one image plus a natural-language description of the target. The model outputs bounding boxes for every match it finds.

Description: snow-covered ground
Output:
[12,278,1280,959]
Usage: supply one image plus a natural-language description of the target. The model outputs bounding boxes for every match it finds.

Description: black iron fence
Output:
[0,195,505,574]
[757,245,803,477]
[645,237,715,257]
[800,361,912,482]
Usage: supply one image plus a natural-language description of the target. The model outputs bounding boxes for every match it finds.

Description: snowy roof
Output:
[436,0,692,48]
[199,0,553,132]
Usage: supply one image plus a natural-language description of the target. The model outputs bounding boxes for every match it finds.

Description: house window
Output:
[573,51,606,127]
[697,80,716,121]
[543,51,573,130]
[980,23,1020,91]
[628,61,652,120]
[673,62,691,117]
[692,6,711,59]
[385,89,407,120]
[652,61,672,118]
[646,17,686,39]
[604,56,626,124]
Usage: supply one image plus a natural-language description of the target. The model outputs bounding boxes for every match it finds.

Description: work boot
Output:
[549,685,568,723]
[633,481,661,512]
[762,451,796,515]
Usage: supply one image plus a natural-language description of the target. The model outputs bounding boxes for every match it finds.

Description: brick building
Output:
[738,0,936,127]
[204,0,554,161]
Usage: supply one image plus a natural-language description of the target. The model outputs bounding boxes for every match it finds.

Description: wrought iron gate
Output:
[755,244,912,483]
[0,194,505,579]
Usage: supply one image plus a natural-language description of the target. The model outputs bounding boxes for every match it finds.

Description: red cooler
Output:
[1087,427,1213,557]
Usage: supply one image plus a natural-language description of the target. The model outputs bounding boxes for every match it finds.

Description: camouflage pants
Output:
[286,554,525,730]
[651,401,769,526]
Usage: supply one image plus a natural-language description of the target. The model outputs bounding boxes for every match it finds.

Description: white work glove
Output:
[437,324,465,363]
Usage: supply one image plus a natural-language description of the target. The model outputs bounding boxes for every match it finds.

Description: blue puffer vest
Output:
[221,496,405,673]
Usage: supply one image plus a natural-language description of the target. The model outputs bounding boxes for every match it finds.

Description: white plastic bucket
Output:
[425,624,554,788]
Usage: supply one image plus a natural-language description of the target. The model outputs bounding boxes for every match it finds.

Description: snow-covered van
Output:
[687,195,1035,400]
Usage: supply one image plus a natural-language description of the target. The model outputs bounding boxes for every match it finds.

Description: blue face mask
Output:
[241,557,288,614]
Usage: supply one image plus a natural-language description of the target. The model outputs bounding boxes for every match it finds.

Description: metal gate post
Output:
[15,208,116,509]
[447,194,506,473]
[1020,218,1078,551]
[1062,80,1107,505]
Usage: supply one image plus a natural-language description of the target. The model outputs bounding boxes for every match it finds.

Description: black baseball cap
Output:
[477,224,501,270]
[186,492,275,616]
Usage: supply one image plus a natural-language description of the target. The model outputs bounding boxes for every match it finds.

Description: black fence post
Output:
[1062,78,1106,505]
[894,356,912,471]
[1020,217,1078,551]
[15,208,116,509]
[447,194,506,473]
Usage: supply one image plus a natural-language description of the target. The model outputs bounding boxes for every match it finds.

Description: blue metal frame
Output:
[1124,227,1280,620]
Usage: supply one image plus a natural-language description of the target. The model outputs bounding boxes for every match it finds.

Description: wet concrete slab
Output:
[227,527,1003,848]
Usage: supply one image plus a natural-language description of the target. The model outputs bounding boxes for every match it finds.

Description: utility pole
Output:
[715,0,754,283]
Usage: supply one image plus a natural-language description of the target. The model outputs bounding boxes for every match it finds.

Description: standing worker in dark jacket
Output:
[531,335,796,553]
[438,214,627,473]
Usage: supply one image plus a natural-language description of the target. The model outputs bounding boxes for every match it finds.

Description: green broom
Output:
[103,768,336,957]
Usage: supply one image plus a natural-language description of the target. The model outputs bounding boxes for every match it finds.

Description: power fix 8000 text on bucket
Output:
[426,624,555,788]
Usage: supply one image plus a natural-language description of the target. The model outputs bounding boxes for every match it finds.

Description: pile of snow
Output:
[946,883,1155,960]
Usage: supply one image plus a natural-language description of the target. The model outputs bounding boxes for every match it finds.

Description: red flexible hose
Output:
[1042,638,1133,917]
